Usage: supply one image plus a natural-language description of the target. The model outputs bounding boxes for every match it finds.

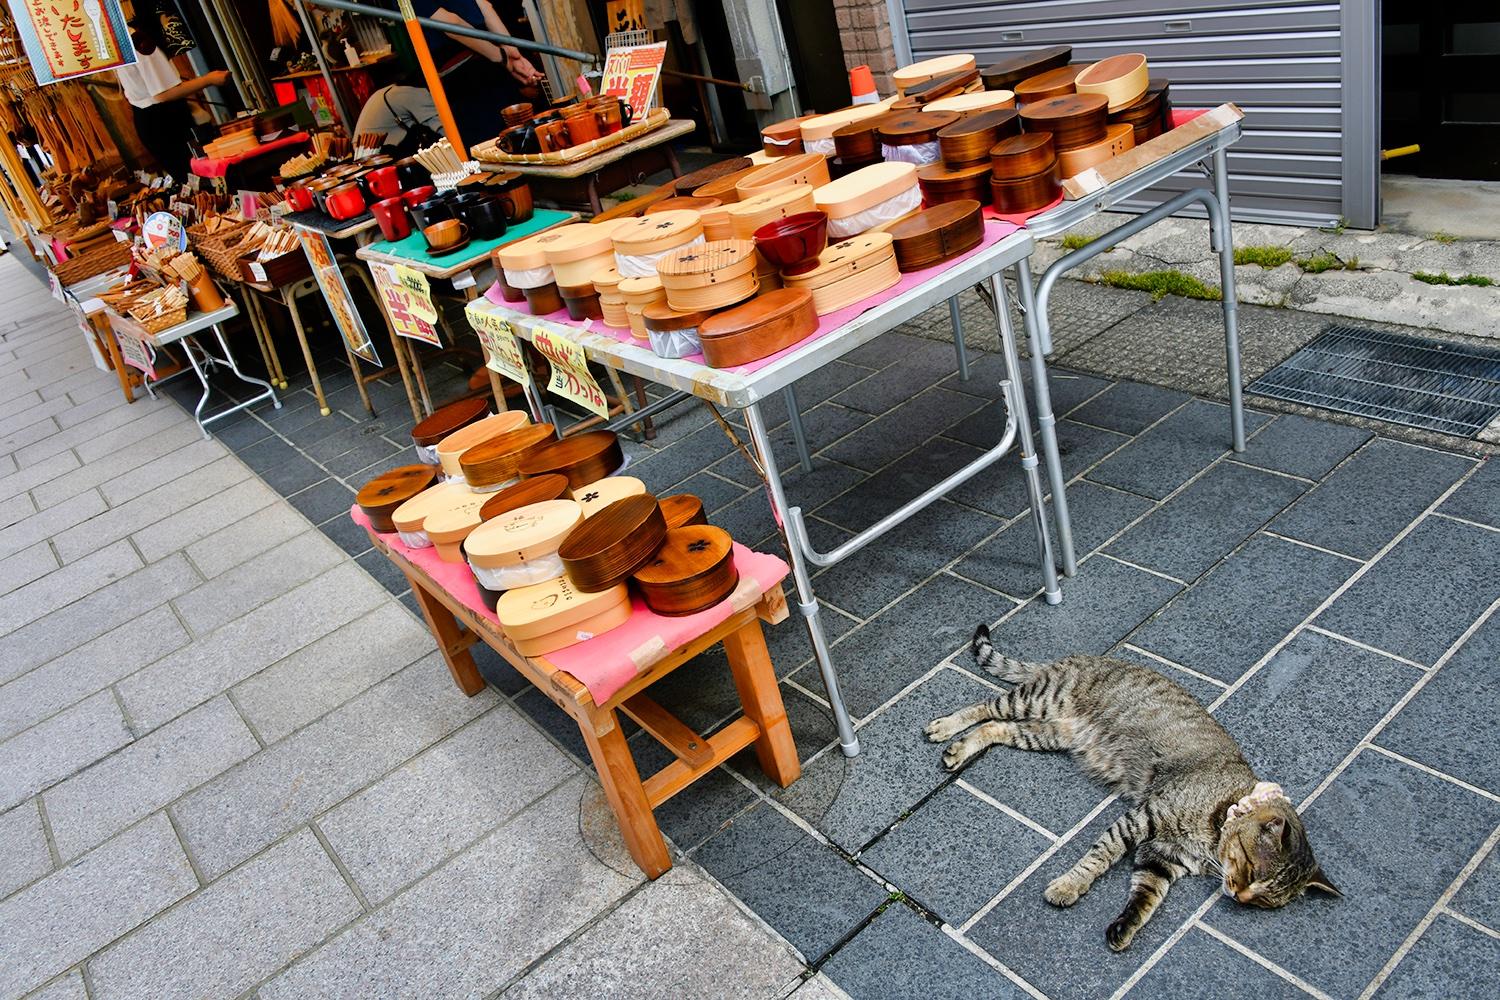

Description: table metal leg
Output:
[949,296,970,381]
[1015,257,1077,579]
[782,384,813,473]
[989,272,1062,605]
[745,403,859,756]
[241,293,281,390]
[211,325,279,409]
[180,336,214,439]
[1210,146,1247,452]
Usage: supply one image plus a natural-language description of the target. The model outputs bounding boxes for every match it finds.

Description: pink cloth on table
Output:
[190,132,312,178]
[349,506,789,706]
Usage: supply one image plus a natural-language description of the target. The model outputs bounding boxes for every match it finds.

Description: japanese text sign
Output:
[531,322,608,419]
[464,301,531,389]
[599,41,666,116]
[296,227,380,366]
[13,0,134,85]
[370,261,442,347]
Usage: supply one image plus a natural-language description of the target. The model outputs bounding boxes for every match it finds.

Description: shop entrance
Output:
[1382,2,1500,180]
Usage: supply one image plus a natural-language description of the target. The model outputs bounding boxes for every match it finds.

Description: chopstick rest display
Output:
[558,493,668,592]
[631,525,739,616]
[357,464,439,533]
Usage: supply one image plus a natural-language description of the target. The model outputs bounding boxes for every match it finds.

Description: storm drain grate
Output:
[1248,325,1500,438]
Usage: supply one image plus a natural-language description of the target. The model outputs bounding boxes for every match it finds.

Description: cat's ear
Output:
[1305,869,1341,897]
[1263,814,1287,845]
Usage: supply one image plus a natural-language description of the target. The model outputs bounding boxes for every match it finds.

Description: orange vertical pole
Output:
[397,0,466,157]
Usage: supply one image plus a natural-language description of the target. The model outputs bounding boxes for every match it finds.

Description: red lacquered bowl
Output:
[753,211,829,270]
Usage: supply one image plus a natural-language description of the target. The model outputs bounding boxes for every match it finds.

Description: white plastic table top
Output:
[468,226,1035,410]
[111,301,242,347]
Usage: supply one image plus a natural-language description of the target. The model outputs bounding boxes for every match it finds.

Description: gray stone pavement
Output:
[0,253,815,999]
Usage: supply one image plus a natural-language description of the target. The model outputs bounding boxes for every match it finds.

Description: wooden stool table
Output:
[360,519,801,878]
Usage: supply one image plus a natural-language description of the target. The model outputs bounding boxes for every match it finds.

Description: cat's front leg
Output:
[925,701,996,742]
[1105,844,1189,951]
[1045,807,1148,907]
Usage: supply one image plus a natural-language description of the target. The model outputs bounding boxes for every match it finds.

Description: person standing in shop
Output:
[115,14,230,181]
[410,0,545,145]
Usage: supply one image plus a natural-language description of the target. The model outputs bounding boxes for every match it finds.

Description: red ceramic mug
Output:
[364,165,401,201]
[325,183,366,221]
[372,196,412,242]
[284,184,314,212]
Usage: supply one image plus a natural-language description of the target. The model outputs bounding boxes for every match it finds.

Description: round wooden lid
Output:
[938,107,1020,141]
[917,161,993,189]
[558,493,668,592]
[659,493,708,528]
[493,231,553,272]
[632,525,733,586]
[673,156,753,195]
[479,473,573,522]
[391,480,484,533]
[460,422,557,487]
[990,132,1057,179]
[534,221,621,264]
[356,464,439,530]
[656,240,758,288]
[575,475,647,517]
[411,397,489,447]
[466,498,584,568]
[925,90,1015,115]
[611,210,705,254]
[734,153,830,200]
[517,429,623,488]
[1074,53,1149,111]
[783,233,895,287]
[642,303,711,332]
[980,45,1072,91]
[590,263,624,294]
[813,162,919,219]
[1018,93,1109,149]
[875,111,960,146]
[647,196,722,216]
[1013,64,1086,104]
[496,574,630,640]
[424,499,487,547]
[435,410,531,466]
[892,54,977,92]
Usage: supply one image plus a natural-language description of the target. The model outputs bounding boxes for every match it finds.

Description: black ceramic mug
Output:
[458,196,508,241]
[410,197,454,232]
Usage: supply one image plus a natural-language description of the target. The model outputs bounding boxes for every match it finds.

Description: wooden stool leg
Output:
[402,572,485,696]
[578,707,672,878]
[283,289,332,415]
[722,620,801,788]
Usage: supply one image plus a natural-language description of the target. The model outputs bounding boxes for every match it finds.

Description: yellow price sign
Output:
[371,262,442,346]
[531,322,609,419]
[464,301,531,388]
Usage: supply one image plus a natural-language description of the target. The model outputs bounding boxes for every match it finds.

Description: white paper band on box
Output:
[827,185,922,239]
[881,142,941,166]
[614,235,706,279]
[502,264,555,290]
[803,137,836,157]
[647,326,703,360]
[413,443,439,464]
[469,552,565,591]
[398,529,433,548]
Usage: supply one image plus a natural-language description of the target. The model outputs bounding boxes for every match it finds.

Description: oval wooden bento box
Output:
[631,525,739,617]
[459,422,557,491]
[516,430,624,489]
[656,239,760,311]
[495,575,632,656]
[558,493,668,593]
[697,287,820,368]
[357,464,439,533]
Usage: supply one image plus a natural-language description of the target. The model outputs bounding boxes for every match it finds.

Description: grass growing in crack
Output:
[1429,231,1459,244]
[1060,233,1097,251]
[1295,251,1355,274]
[1319,216,1348,235]
[1097,269,1222,301]
[1412,271,1496,287]
[1233,245,1293,268]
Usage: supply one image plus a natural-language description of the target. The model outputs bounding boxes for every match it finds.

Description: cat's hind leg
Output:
[941,719,1067,770]
[1044,807,1148,907]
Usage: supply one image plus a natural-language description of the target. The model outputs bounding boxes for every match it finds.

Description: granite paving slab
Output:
[1370,914,1500,1000]
[821,387,986,472]
[1125,926,1311,1000]
[0,541,57,598]
[1085,400,1272,500]
[1439,457,1499,528]
[823,903,1025,999]
[1449,847,1500,930]
[958,740,1110,840]
[1066,380,1190,435]
[1236,412,1373,481]
[0,689,132,812]
[0,800,49,898]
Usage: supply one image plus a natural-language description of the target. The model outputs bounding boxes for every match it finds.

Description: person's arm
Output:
[475,0,543,84]
[155,68,230,103]
[428,8,505,62]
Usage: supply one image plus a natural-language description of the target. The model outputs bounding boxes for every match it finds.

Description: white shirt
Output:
[116,45,180,109]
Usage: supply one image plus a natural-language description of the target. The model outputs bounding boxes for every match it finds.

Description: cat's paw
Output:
[1044,876,1083,908]
[1105,918,1136,952]
[926,713,969,743]
[942,735,982,770]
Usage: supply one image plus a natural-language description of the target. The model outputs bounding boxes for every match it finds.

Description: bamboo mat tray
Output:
[472,108,672,167]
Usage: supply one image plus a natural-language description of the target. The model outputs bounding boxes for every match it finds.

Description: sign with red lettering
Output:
[12,0,134,85]
[599,41,666,116]
[531,322,609,419]
[370,261,442,347]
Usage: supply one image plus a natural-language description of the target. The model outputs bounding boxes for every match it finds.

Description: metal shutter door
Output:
[895,0,1356,227]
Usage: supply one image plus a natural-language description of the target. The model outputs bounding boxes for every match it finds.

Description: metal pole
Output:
[291,0,355,129]
[1211,146,1247,452]
[394,0,466,155]
[948,296,969,381]
[301,0,596,63]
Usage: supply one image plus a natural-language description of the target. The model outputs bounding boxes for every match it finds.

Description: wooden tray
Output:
[411,397,490,448]
[660,493,708,528]
[698,287,819,367]
[657,239,760,311]
[876,111,959,147]
[917,162,993,205]
[471,107,670,165]
[1019,94,1109,150]
[576,474,647,518]
[938,109,1021,167]
[674,157,753,196]
[1074,54,1149,111]
[1013,65,1086,106]
[781,233,901,315]
[356,464,439,533]
[518,429,623,489]
[558,493,668,592]
[887,201,984,271]
[981,46,1072,91]
[631,525,739,616]
[460,422,558,490]
[479,473,574,522]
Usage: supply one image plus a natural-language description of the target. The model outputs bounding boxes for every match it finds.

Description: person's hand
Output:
[205,69,232,88]
[505,51,542,85]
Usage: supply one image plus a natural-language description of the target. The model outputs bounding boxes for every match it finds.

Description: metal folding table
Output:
[466,226,1054,757]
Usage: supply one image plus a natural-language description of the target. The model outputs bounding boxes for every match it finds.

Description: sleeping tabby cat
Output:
[927,624,1340,951]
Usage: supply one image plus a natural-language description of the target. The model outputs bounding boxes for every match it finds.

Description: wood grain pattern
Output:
[698,287,819,367]
[522,282,564,315]
[478,473,573,521]
[989,132,1057,180]
[937,108,1021,167]
[1013,64,1086,106]
[518,430,624,489]
[558,493,668,592]
[990,163,1062,213]
[903,67,980,104]
[410,397,489,447]
[357,464,440,532]
[734,153,831,200]
[1074,53,1149,111]
[1019,94,1110,150]
[981,46,1072,91]
[875,111,960,147]
[832,118,882,161]
[461,423,558,489]
[673,157,753,196]
[917,162,993,205]
[659,493,708,528]
[886,201,984,271]
[631,525,739,617]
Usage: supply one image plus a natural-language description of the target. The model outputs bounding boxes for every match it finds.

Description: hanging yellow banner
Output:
[464,301,531,388]
[370,261,442,346]
[531,322,609,419]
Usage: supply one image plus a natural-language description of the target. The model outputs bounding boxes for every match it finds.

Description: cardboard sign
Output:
[531,321,608,419]
[464,301,531,388]
[106,313,155,379]
[370,261,442,346]
[295,227,380,366]
[12,0,134,85]
[141,211,186,251]
[600,41,667,116]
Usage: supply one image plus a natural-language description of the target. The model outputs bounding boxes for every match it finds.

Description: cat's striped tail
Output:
[971,623,1046,683]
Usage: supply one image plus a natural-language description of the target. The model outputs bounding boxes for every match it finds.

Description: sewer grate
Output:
[1247,325,1500,438]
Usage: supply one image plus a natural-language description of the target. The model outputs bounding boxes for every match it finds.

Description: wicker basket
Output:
[127,305,188,335]
[51,240,131,287]
[197,226,257,282]
[472,108,671,166]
